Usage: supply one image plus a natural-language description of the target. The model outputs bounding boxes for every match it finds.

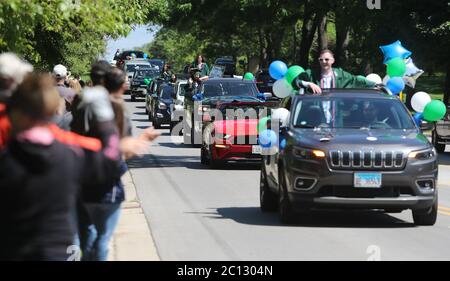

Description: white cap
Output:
[53,64,68,79]
[0,52,33,84]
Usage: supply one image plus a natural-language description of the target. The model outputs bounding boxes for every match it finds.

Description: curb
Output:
[109,171,160,261]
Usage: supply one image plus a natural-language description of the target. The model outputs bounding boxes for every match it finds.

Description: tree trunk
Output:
[318,15,328,51]
[298,14,318,68]
[444,63,450,106]
[335,17,350,67]
[258,28,268,69]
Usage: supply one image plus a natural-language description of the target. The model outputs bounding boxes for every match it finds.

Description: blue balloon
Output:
[386,77,405,95]
[413,113,423,127]
[279,138,286,150]
[269,61,288,80]
[258,129,278,148]
[379,40,412,64]
[143,53,148,59]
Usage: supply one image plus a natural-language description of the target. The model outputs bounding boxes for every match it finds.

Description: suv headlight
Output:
[408,148,436,160]
[158,102,167,110]
[293,147,326,159]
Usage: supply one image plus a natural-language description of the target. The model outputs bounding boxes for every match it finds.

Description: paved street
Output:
[126,97,450,261]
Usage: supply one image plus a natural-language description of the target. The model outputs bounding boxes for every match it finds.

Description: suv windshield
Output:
[203,81,258,98]
[126,64,150,72]
[160,85,174,99]
[134,69,158,79]
[292,96,416,130]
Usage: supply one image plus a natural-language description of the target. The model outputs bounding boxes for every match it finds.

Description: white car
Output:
[170,80,187,134]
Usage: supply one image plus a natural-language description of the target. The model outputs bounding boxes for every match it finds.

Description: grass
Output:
[413,73,445,101]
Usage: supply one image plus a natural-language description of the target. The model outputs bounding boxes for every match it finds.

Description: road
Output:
[126,97,450,261]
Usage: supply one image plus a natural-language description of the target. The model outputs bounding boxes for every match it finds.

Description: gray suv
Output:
[260,89,438,226]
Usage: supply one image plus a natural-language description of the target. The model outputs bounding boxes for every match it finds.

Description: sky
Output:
[103,25,158,61]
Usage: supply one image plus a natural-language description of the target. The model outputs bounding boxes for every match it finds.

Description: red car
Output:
[200,101,277,168]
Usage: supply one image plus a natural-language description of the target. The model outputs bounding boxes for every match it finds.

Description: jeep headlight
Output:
[158,102,167,110]
[408,148,436,160]
[293,147,326,159]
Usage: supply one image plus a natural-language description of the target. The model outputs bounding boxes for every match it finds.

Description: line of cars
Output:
[167,78,440,226]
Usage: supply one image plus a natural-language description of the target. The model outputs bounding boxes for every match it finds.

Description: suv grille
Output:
[329,150,405,170]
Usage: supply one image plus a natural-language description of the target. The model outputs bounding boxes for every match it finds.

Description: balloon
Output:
[404,73,423,89]
[386,77,405,95]
[382,75,390,85]
[257,116,270,133]
[411,91,431,113]
[273,78,293,98]
[279,138,286,150]
[413,112,423,127]
[269,61,288,80]
[243,72,254,80]
[366,73,382,84]
[379,40,412,63]
[144,78,151,85]
[423,100,447,122]
[386,57,406,77]
[258,129,278,148]
[271,108,290,127]
[285,65,305,84]
[143,53,148,59]
[405,58,423,77]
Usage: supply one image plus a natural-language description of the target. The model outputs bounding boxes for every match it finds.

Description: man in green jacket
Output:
[293,49,375,94]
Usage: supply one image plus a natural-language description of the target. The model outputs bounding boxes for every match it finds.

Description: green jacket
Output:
[296,67,375,89]
[190,62,210,77]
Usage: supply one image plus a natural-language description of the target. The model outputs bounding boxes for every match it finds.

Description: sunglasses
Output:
[319,58,332,62]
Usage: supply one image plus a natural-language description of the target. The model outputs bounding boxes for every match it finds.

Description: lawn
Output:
[413,73,446,101]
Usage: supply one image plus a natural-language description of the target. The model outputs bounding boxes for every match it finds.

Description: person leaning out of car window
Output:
[292,49,376,94]
[189,54,210,78]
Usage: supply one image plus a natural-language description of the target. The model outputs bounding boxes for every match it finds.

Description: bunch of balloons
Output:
[269,60,305,98]
[378,41,412,95]
[411,91,446,125]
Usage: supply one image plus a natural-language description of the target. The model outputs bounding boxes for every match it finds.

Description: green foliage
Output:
[0,0,165,75]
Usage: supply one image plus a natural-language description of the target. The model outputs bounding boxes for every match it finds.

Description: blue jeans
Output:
[80,203,121,261]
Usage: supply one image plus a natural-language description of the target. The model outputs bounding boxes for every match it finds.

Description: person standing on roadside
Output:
[0,53,33,150]
[53,64,76,112]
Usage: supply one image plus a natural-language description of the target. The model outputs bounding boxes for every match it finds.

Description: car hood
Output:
[289,128,432,152]
[213,119,258,136]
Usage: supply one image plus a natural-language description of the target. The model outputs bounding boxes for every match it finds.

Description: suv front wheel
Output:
[412,197,438,226]
[278,169,295,224]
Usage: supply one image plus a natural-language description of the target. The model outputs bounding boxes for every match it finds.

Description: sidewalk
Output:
[108,171,160,261]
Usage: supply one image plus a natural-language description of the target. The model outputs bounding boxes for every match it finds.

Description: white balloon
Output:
[271,108,290,127]
[366,73,382,84]
[273,78,293,98]
[411,91,431,113]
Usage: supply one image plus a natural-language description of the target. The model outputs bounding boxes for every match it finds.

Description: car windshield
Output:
[203,81,258,98]
[126,64,150,72]
[292,96,416,130]
[220,105,269,120]
[178,83,187,96]
[160,85,174,99]
[134,69,158,79]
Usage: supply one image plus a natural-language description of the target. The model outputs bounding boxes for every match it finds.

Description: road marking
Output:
[438,210,450,216]
[439,206,450,211]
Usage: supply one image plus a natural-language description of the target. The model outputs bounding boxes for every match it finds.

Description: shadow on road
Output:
[127,153,260,170]
[206,207,415,228]
[133,111,148,116]
[437,153,450,165]
[135,106,146,109]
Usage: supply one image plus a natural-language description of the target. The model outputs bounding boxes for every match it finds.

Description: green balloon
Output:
[243,72,254,80]
[285,65,305,84]
[144,78,151,85]
[386,57,406,77]
[423,100,447,122]
[257,116,270,133]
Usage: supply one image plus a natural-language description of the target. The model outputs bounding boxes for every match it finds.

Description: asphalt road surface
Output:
[126,97,450,261]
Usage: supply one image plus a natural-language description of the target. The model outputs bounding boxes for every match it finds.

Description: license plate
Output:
[252,145,262,154]
[354,173,382,188]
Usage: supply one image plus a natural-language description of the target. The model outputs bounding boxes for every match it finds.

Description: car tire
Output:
[200,146,209,165]
[278,169,295,224]
[260,164,277,212]
[131,95,136,102]
[412,197,438,226]
[432,129,446,153]
[208,145,223,169]
[153,119,161,129]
